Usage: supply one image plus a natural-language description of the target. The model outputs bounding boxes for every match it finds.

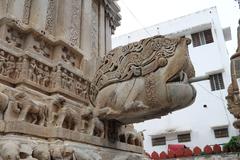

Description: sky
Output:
[113,0,240,54]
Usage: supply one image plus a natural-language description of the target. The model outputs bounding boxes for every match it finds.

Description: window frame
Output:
[177,133,191,143]
[209,73,225,91]
[191,29,214,47]
[213,127,229,138]
[151,136,166,146]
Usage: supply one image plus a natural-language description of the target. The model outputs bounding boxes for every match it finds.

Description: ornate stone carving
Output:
[22,0,32,24]
[0,50,20,79]
[32,144,51,160]
[32,39,51,58]
[61,47,76,67]
[69,0,81,45]
[118,124,144,147]
[48,97,82,131]
[9,92,47,126]
[90,36,196,124]
[226,20,240,129]
[45,0,57,35]
[5,27,25,48]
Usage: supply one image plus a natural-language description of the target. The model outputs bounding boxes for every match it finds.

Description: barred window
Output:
[191,29,214,47]
[152,136,166,146]
[209,73,225,91]
[214,127,229,138]
[177,133,191,143]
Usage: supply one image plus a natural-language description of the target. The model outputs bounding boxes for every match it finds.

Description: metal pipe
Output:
[188,75,210,83]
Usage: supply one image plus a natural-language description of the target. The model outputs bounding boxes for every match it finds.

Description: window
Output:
[214,127,229,138]
[177,133,191,142]
[191,29,214,47]
[209,73,225,91]
[152,136,166,146]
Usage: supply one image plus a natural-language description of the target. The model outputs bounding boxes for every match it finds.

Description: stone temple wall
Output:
[0,0,148,159]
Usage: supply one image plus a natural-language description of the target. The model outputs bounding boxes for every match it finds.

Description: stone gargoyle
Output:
[89,35,196,124]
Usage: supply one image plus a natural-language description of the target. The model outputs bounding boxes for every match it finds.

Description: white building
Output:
[112,7,239,153]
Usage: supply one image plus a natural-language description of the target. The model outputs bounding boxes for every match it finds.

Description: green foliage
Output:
[223,136,240,152]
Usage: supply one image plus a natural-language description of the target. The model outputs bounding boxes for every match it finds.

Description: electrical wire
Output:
[121,0,152,37]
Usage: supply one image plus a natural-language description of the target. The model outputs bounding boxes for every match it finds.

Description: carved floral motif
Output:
[45,0,57,35]
[22,0,32,24]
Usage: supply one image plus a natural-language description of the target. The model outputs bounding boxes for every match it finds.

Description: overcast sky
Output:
[113,0,240,53]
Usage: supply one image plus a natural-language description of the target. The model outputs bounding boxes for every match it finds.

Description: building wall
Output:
[112,7,239,153]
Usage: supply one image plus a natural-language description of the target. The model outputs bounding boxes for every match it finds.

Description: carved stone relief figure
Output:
[61,69,69,89]
[51,65,61,88]
[29,59,37,82]
[15,57,23,78]
[11,92,47,126]
[47,97,81,131]
[90,36,196,124]
[43,66,51,87]
[5,27,24,48]
[0,51,6,75]
[75,78,89,99]
[4,55,16,78]
[0,91,9,119]
[36,64,44,85]
[0,141,21,160]
[32,144,51,160]
[118,124,144,146]
[81,108,104,138]
[49,146,75,160]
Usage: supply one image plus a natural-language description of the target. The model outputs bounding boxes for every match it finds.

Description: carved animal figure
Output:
[74,149,102,160]
[32,144,51,160]
[118,124,143,146]
[50,146,75,160]
[13,92,47,126]
[0,92,9,119]
[90,36,196,124]
[0,141,20,160]
[50,97,82,131]
[81,107,104,138]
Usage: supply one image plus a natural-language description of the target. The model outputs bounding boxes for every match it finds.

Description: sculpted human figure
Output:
[36,64,44,85]
[5,55,16,78]
[0,51,6,74]
[29,59,37,82]
[43,66,50,87]
[0,91,9,119]
[15,57,23,78]
[67,73,74,91]
[61,69,68,89]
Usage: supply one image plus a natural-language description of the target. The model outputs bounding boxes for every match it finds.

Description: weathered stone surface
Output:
[226,19,240,130]
[0,0,197,159]
[90,36,196,123]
